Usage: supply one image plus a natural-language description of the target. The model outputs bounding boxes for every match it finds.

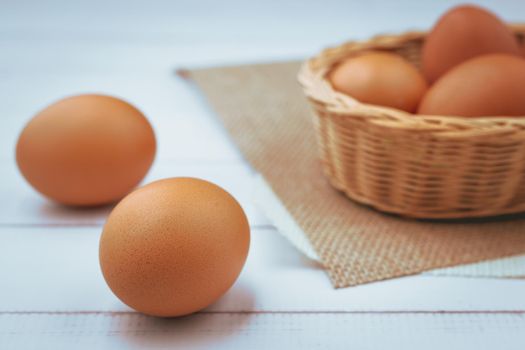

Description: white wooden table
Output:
[1,1,525,348]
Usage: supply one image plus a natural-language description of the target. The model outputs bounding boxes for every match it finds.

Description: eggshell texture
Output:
[521,44,525,58]
[16,94,156,206]
[329,51,428,113]
[99,178,250,317]
[418,54,525,117]
[422,5,520,83]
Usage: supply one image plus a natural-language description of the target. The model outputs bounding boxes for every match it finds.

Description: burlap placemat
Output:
[184,61,525,288]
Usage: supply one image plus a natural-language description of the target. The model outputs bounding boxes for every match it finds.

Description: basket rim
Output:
[298,24,525,139]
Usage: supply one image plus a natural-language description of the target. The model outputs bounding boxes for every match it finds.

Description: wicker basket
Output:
[299,25,525,219]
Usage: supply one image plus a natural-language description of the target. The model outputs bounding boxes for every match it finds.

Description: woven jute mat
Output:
[184,61,525,288]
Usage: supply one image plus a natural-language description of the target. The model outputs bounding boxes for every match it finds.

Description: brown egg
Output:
[520,44,525,58]
[99,178,250,317]
[422,4,520,83]
[418,54,525,117]
[16,94,156,206]
[329,51,428,113]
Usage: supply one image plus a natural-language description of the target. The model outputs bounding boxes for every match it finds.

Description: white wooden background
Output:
[1,0,525,348]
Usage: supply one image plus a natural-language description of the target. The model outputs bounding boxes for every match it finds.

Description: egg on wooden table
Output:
[422,4,521,83]
[16,94,156,206]
[99,177,251,318]
[418,54,525,117]
[329,51,428,113]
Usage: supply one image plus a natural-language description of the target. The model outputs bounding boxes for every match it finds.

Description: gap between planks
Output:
[2,310,525,315]
[0,223,275,230]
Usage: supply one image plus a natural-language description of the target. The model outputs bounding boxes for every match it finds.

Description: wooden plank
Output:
[0,161,269,226]
[1,312,524,350]
[2,226,525,313]
[0,74,244,162]
[1,1,523,48]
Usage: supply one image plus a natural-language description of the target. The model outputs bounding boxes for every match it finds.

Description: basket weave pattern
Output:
[299,26,525,219]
